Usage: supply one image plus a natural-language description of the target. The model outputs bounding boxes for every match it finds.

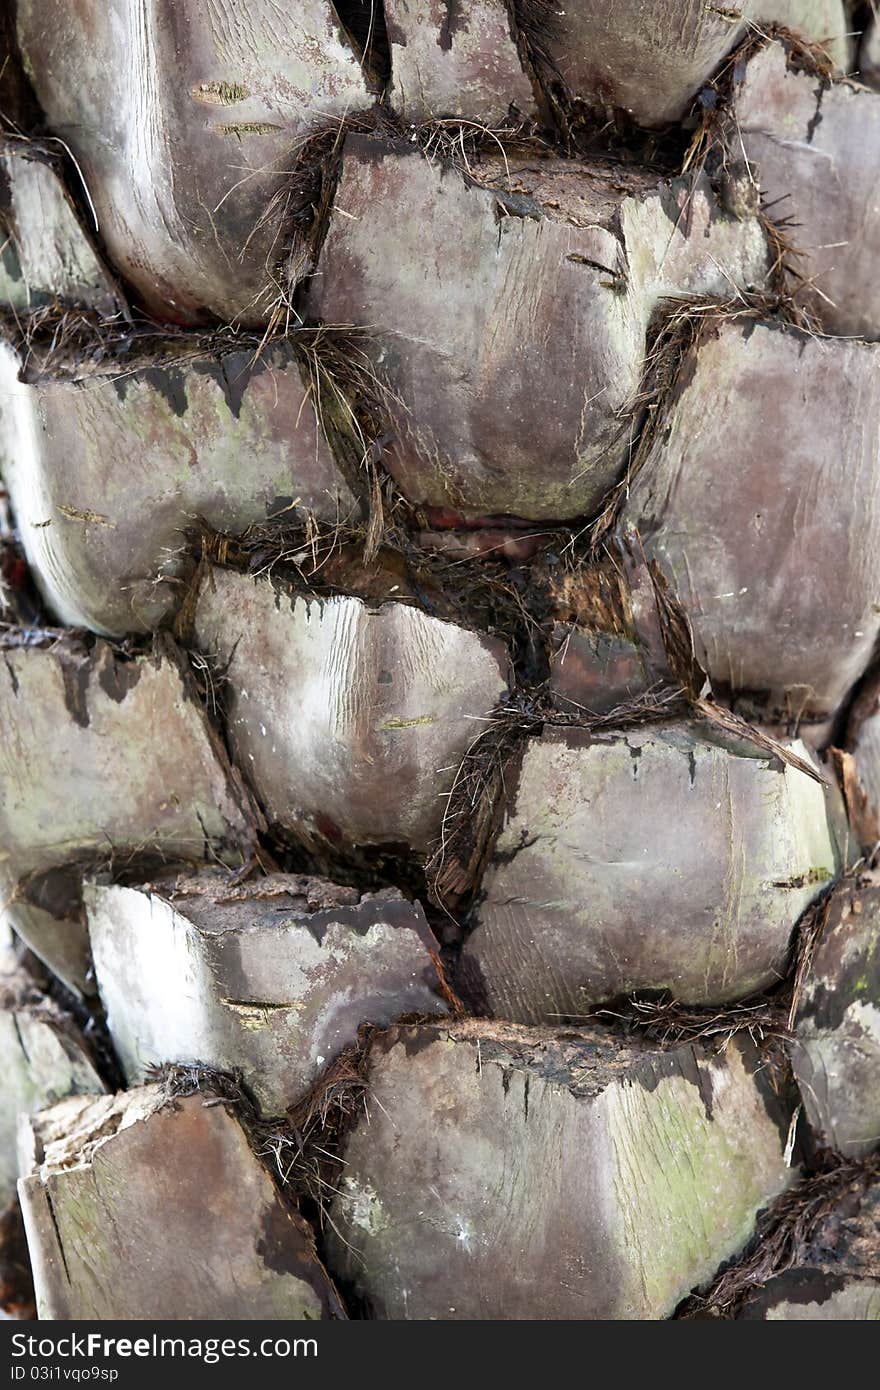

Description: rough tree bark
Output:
[621,321,880,727]
[18,1087,343,1320]
[0,139,123,316]
[193,566,511,852]
[788,876,880,1157]
[308,141,767,520]
[461,722,838,1015]
[732,43,880,336]
[0,638,254,991]
[328,1021,794,1319]
[86,871,452,1112]
[1,0,878,1325]
[15,0,372,323]
[0,972,102,1212]
[738,1179,880,1319]
[0,340,356,634]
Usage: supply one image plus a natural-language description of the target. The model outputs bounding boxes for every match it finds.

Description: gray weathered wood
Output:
[735,42,880,338]
[328,1020,795,1319]
[0,339,355,635]
[87,871,451,1113]
[621,320,880,724]
[462,722,837,1014]
[0,637,254,992]
[789,877,880,1156]
[384,0,537,123]
[308,140,768,521]
[0,140,123,316]
[194,566,511,853]
[16,0,372,323]
[18,1086,343,1320]
[0,974,103,1208]
[743,1275,880,1318]
[530,1,847,127]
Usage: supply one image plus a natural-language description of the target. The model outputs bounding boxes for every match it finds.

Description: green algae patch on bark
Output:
[328,1020,794,1319]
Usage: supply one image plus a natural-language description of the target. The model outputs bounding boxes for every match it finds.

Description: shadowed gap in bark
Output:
[331,1,392,91]
[0,1199,35,1319]
[153,1050,378,1291]
[0,5,41,132]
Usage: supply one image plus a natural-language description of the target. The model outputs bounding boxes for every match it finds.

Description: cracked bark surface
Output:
[15,0,373,323]
[789,877,880,1156]
[0,140,124,318]
[0,638,254,992]
[384,0,537,122]
[0,973,103,1209]
[520,0,848,127]
[87,871,452,1113]
[734,41,880,338]
[1,0,879,1325]
[620,320,880,726]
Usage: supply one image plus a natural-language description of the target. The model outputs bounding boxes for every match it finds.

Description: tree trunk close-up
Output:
[1,0,880,1327]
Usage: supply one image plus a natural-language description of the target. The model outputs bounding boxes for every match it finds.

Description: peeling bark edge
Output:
[18,1089,348,1321]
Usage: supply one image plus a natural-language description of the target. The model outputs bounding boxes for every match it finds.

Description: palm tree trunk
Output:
[1,0,878,1322]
